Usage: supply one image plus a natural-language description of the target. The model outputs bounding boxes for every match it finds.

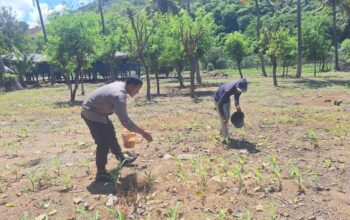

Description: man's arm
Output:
[234,93,242,111]
[112,96,153,142]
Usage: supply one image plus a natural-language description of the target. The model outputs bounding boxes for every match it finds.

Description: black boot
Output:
[95,168,114,182]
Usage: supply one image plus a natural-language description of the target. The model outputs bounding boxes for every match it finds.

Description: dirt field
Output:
[0,72,349,219]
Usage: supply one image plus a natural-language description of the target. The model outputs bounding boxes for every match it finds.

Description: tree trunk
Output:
[237,60,243,79]
[296,0,302,78]
[255,0,267,77]
[174,60,184,88]
[332,0,340,71]
[272,58,278,86]
[282,66,285,78]
[141,59,151,101]
[190,58,196,99]
[81,71,85,95]
[155,72,160,95]
[195,57,202,84]
[314,61,317,77]
[98,0,106,35]
[286,66,289,76]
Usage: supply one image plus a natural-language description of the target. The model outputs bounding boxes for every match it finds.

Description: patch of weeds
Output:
[322,159,332,169]
[217,209,227,220]
[175,161,188,186]
[40,165,52,182]
[268,203,277,220]
[331,124,348,146]
[27,171,37,192]
[234,209,253,220]
[79,157,91,175]
[76,207,100,220]
[237,128,245,140]
[163,202,181,220]
[102,206,125,220]
[8,164,20,179]
[78,141,90,149]
[144,170,156,192]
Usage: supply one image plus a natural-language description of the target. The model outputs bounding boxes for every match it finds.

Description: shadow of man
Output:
[226,138,260,154]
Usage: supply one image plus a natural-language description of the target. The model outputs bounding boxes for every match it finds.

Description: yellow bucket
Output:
[122,133,137,148]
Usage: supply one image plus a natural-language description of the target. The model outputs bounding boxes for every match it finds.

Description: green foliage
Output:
[0,7,29,53]
[225,32,250,66]
[340,39,350,63]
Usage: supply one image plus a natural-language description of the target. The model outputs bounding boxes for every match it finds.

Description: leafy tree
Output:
[225,32,250,78]
[127,9,158,101]
[260,27,291,86]
[169,9,216,98]
[281,36,297,77]
[45,13,100,102]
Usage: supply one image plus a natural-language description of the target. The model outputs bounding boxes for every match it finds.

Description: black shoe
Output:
[95,169,114,182]
[118,152,138,167]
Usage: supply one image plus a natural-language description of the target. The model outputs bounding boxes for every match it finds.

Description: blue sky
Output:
[0,0,94,28]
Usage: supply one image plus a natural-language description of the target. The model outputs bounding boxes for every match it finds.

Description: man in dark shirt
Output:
[214,78,248,139]
[82,77,153,181]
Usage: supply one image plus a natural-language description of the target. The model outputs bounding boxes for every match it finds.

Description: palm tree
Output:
[32,0,55,84]
[296,0,302,78]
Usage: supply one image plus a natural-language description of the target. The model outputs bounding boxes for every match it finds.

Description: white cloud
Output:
[0,0,68,28]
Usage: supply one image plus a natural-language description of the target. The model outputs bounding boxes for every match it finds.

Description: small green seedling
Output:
[288,165,305,194]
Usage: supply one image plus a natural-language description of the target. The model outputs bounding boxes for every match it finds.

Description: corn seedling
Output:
[80,157,91,175]
[198,162,208,187]
[76,207,100,220]
[322,159,332,169]
[8,164,20,179]
[234,210,253,220]
[102,206,126,220]
[236,155,245,173]
[52,156,62,176]
[215,164,225,183]
[61,174,73,190]
[228,165,244,189]
[268,203,277,220]
[339,164,346,174]
[307,168,319,189]
[218,209,227,220]
[253,168,264,190]
[163,202,181,220]
[175,164,188,186]
[288,165,305,194]
[307,130,319,147]
[331,124,348,146]
[269,155,282,191]
[237,128,245,140]
[40,166,52,181]
[27,171,37,192]
[144,170,156,192]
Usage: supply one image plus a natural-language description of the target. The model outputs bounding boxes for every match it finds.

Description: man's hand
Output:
[142,131,153,142]
[236,105,242,112]
[222,118,228,124]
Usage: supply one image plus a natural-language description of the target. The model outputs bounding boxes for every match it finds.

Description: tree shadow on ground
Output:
[54,101,83,108]
[225,139,260,154]
[292,78,350,89]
